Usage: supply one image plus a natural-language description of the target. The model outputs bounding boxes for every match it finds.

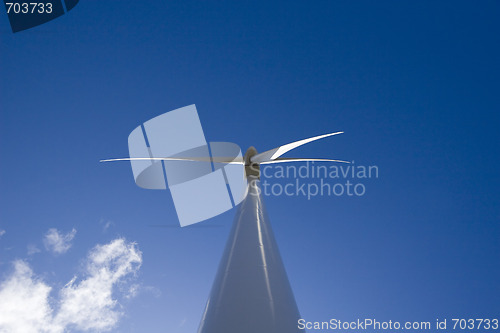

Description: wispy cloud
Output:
[27,244,41,255]
[179,317,187,328]
[99,218,114,233]
[0,238,142,333]
[43,228,76,254]
[142,285,162,298]
[125,283,140,299]
[123,284,161,300]
[0,229,5,238]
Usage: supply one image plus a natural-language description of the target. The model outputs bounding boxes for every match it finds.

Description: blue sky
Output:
[0,1,499,332]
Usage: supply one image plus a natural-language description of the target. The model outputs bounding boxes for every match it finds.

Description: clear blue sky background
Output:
[0,1,498,332]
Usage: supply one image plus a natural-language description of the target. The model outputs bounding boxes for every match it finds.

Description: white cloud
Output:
[0,261,55,333]
[0,238,142,333]
[54,239,142,331]
[43,228,76,254]
[0,229,5,238]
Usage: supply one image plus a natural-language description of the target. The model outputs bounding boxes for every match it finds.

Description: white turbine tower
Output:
[101,105,348,332]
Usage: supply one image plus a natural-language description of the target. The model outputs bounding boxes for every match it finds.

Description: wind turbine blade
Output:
[250,131,344,163]
[100,157,244,164]
[260,158,350,164]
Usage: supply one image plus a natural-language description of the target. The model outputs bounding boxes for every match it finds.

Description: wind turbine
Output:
[101,105,348,332]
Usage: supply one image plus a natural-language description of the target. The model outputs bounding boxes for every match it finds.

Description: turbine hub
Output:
[244,146,260,179]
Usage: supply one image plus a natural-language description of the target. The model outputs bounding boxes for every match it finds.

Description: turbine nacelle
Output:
[244,146,260,178]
